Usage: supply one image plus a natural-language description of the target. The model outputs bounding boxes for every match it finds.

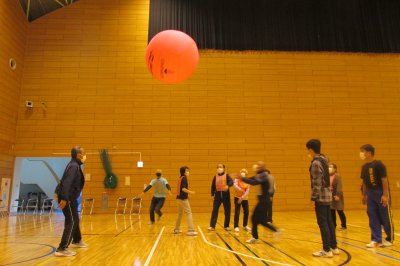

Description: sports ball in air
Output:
[145,30,199,84]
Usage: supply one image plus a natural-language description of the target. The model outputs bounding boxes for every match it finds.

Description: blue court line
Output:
[215,232,247,266]
[114,219,139,237]
[336,235,400,254]
[0,242,56,265]
[315,234,400,261]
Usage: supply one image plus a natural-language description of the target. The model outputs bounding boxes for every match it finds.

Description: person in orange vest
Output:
[233,168,251,232]
[208,164,234,231]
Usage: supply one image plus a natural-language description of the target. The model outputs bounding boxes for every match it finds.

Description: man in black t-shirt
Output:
[174,166,198,236]
[360,144,394,248]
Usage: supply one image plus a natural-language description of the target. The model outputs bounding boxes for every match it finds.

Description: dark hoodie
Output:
[241,170,274,202]
[55,158,85,201]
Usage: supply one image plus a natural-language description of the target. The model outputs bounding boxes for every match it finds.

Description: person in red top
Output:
[233,168,251,232]
[208,164,234,231]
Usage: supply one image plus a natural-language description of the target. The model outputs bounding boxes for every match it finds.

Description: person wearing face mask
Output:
[306,139,338,258]
[138,169,172,225]
[360,144,394,248]
[174,166,197,235]
[208,164,234,231]
[329,164,346,231]
[233,169,251,232]
[234,162,278,243]
[54,146,88,257]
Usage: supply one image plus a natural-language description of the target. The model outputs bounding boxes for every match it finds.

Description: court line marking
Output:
[198,226,295,266]
[347,224,400,236]
[143,226,165,266]
[238,227,306,266]
[0,242,56,266]
[216,233,248,266]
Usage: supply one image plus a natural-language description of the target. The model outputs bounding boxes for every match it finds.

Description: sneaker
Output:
[312,249,333,258]
[55,248,76,257]
[339,227,347,231]
[207,227,215,231]
[174,229,182,234]
[244,226,251,231]
[157,213,163,222]
[246,238,260,244]
[187,231,198,236]
[331,248,340,255]
[70,240,89,248]
[234,227,239,232]
[225,227,231,231]
[266,222,278,232]
[366,241,382,248]
[382,241,394,247]
[148,221,155,225]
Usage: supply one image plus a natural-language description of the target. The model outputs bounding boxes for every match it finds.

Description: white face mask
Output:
[307,151,312,158]
[81,155,86,162]
[360,152,366,160]
[241,172,246,177]
[217,168,224,173]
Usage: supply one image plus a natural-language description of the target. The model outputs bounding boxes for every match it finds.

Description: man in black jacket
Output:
[208,164,234,231]
[235,161,277,243]
[54,146,88,257]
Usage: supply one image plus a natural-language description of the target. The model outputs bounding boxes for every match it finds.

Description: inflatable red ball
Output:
[145,30,199,84]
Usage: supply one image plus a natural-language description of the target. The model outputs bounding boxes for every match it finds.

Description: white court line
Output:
[198,226,295,266]
[348,224,400,236]
[143,226,165,266]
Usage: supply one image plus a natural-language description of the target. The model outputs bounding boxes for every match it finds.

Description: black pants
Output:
[150,197,165,222]
[266,199,273,223]
[331,209,347,228]
[234,198,249,228]
[210,196,231,228]
[315,204,337,252]
[58,198,81,250]
[252,199,277,239]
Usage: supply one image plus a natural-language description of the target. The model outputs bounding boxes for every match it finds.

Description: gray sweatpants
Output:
[175,199,194,231]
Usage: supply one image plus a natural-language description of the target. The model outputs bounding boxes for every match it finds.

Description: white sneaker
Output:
[174,229,182,234]
[246,238,260,244]
[244,226,251,231]
[148,221,154,225]
[234,227,239,232]
[382,241,394,247]
[331,248,340,255]
[187,231,198,236]
[312,249,333,258]
[70,240,88,248]
[55,248,76,257]
[366,241,382,248]
[225,227,231,231]
[207,227,215,231]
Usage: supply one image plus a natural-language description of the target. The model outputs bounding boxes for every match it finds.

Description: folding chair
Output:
[0,199,10,217]
[25,199,38,215]
[11,199,24,215]
[130,198,142,215]
[40,199,54,215]
[115,198,127,215]
[81,198,94,216]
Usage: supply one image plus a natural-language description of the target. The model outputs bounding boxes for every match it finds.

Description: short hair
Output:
[361,144,375,156]
[240,168,248,174]
[330,164,337,171]
[217,164,225,169]
[71,146,82,158]
[180,166,189,176]
[306,139,321,154]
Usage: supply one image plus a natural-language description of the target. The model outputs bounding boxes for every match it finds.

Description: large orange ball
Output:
[145,30,199,84]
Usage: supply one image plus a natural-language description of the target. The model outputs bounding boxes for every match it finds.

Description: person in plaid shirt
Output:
[306,139,338,258]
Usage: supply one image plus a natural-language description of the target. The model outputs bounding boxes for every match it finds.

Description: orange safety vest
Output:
[236,180,249,200]
[216,173,227,191]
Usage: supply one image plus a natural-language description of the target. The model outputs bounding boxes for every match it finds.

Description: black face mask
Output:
[156,173,161,177]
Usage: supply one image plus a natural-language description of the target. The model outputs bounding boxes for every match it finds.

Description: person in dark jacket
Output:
[208,164,234,231]
[234,162,278,243]
[54,146,88,257]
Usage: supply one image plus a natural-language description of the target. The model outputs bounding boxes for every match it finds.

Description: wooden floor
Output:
[0,210,399,266]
